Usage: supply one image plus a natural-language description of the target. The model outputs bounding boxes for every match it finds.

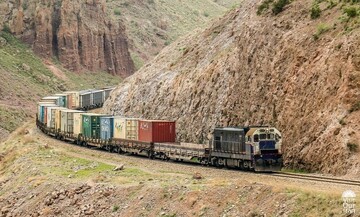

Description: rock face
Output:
[3,0,134,77]
[104,0,360,176]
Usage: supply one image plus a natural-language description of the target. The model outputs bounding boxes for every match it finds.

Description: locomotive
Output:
[36,88,283,172]
[211,127,282,171]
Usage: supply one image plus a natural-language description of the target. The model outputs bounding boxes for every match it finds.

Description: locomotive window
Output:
[254,134,259,142]
[267,134,274,139]
[260,134,266,140]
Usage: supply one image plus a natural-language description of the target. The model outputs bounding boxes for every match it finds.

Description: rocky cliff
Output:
[2,0,134,77]
[104,0,360,176]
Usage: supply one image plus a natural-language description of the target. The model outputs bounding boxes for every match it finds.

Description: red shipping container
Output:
[138,120,176,143]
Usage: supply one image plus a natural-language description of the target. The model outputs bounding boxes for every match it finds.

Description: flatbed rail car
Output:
[153,142,210,163]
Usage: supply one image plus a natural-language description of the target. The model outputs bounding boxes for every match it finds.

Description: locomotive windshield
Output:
[254,133,275,142]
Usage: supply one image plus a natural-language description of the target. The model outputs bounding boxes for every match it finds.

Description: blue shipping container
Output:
[100,117,114,140]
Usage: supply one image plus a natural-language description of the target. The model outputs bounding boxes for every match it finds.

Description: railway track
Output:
[271,172,360,187]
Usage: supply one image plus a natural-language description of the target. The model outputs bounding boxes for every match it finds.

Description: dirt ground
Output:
[0,122,359,217]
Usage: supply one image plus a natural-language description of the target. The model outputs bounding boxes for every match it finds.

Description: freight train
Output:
[36,87,283,172]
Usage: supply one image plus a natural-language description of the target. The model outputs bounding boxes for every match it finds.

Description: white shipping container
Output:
[61,110,83,134]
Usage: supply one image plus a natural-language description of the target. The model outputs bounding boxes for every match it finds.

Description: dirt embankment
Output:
[104,0,360,176]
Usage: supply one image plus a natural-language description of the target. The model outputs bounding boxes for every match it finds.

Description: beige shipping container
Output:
[73,112,86,136]
[47,106,65,128]
[54,108,66,131]
[64,91,80,109]
[61,110,83,134]
[113,117,139,140]
[50,107,66,129]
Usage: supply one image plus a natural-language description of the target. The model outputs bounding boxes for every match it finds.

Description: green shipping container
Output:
[81,114,106,139]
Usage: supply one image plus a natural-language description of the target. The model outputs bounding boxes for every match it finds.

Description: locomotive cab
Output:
[246,127,282,172]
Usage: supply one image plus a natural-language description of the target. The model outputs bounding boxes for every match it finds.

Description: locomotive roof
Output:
[214,127,244,131]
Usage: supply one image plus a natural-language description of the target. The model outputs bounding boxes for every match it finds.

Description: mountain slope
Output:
[106,0,240,69]
[104,0,360,176]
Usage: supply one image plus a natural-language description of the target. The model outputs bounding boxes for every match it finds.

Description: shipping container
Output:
[54,93,68,108]
[49,107,66,129]
[46,106,65,128]
[40,96,61,105]
[79,90,92,109]
[92,90,104,106]
[73,112,86,136]
[61,110,83,134]
[113,117,139,140]
[138,120,176,143]
[53,108,67,131]
[82,114,106,139]
[100,116,114,140]
[38,103,57,124]
[64,91,80,109]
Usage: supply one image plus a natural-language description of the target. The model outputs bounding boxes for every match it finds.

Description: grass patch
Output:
[36,151,115,179]
[130,53,144,71]
[287,189,342,216]
[114,8,121,16]
[313,23,331,40]
[120,168,150,177]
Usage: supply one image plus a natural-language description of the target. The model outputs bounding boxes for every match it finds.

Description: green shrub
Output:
[343,6,358,18]
[347,142,358,152]
[310,4,321,19]
[203,11,210,17]
[257,0,273,15]
[272,0,290,15]
[114,8,121,16]
[327,0,337,9]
